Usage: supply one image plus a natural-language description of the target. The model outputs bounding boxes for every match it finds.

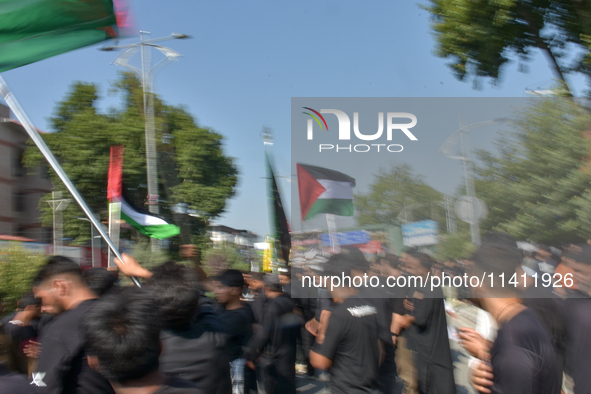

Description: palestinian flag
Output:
[108,145,180,240]
[297,164,355,220]
[0,0,131,73]
[266,151,291,264]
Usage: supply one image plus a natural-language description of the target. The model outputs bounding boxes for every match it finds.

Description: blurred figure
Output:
[400,250,456,394]
[0,364,36,393]
[534,244,557,275]
[214,269,255,394]
[467,233,560,394]
[309,252,382,394]
[82,287,204,394]
[82,268,118,297]
[244,274,301,394]
[144,261,232,394]
[31,256,115,393]
[561,244,591,394]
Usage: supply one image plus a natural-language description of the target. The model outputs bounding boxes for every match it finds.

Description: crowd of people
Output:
[0,230,590,394]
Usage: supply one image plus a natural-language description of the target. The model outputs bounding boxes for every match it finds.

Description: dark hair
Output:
[18,292,40,309]
[143,261,200,330]
[218,269,245,289]
[263,274,282,292]
[404,250,434,271]
[382,254,401,269]
[33,256,82,287]
[82,287,161,384]
[250,272,264,281]
[471,232,521,293]
[82,268,118,297]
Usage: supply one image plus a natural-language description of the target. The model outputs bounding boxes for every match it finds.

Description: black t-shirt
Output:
[0,365,36,394]
[563,292,591,393]
[490,308,561,394]
[312,297,380,394]
[33,299,115,394]
[152,376,205,394]
[218,304,254,361]
[159,322,232,394]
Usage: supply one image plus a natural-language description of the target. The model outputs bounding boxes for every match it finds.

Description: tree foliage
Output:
[202,244,250,276]
[474,97,591,244]
[0,246,46,315]
[355,163,445,227]
[24,73,238,246]
[423,0,591,95]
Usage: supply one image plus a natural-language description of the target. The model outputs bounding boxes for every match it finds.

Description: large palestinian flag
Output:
[108,145,180,240]
[297,164,355,220]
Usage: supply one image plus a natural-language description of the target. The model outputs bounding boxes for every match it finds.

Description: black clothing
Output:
[159,323,232,394]
[33,299,114,394]
[312,297,381,394]
[522,285,565,373]
[490,308,560,394]
[0,365,36,394]
[218,304,254,361]
[563,292,591,394]
[152,376,205,394]
[408,286,456,394]
[250,288,267,324]
[245,294,301,394]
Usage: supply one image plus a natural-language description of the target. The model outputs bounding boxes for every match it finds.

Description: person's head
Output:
[381,254,402,277]
[263,274,283,298]
[468,232,521,297]
[143,261,200,330]
[214,269,245,306]
[82,287,162,385]
[562,243,591,294]
[536,244,552,260]
[17,292,41,318]
[82,268,118,297]
[32,256,89,314]
[401,250,433,278]
[341,246,369,278]
[278,267,291,285]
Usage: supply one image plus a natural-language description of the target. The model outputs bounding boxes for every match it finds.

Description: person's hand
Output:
[399,315,413,329]
[458,327,489,358]
[305,318,319,336]
[403,299,414,312]
[23,341,41,359]
[391,334,398,346]
[114,253,153,279]
[470,360,494,393]
[246,361,256,370]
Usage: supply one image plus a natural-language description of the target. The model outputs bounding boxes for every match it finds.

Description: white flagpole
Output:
[326,213,339,253]
[0,75,141,287]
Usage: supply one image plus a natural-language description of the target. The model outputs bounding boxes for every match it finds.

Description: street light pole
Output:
[440,118,508,246]
[101,32,189,252]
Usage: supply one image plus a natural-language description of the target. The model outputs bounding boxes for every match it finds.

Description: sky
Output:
[1,0,587,240]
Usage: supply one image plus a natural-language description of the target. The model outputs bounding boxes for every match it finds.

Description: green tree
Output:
[473,97,591,244]
[202,244,250,276]
[0,246,46,315]
[24,73,238,246]
[423,0,591,95]
[355,163,445,226]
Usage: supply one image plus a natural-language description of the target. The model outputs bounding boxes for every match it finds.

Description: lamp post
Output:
[101,32,189,252]
[440,118,508,246]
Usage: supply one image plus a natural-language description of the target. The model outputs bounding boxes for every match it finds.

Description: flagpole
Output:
[326,213,339,253]
[0,75,142,287]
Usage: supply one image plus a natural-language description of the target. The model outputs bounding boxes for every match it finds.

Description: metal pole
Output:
[140,31,161,253]
[0,75,142,287]
[460,130,480,246]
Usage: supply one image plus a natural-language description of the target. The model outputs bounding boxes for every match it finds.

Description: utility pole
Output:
[47,191,71,256]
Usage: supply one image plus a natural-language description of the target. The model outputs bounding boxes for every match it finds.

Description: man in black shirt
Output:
[467,232,560,394]
[82,286,203,394]
[309,252,381,394]
[31,256,115,394]
[244,274,301,394]
[214,269,255,394]
[400,250,456,394]
[113,254,232,394]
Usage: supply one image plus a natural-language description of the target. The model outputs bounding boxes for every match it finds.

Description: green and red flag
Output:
[0,0,132,73]
[266,151,291,265]
[108,145,180,240]
[297,163,355,220]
